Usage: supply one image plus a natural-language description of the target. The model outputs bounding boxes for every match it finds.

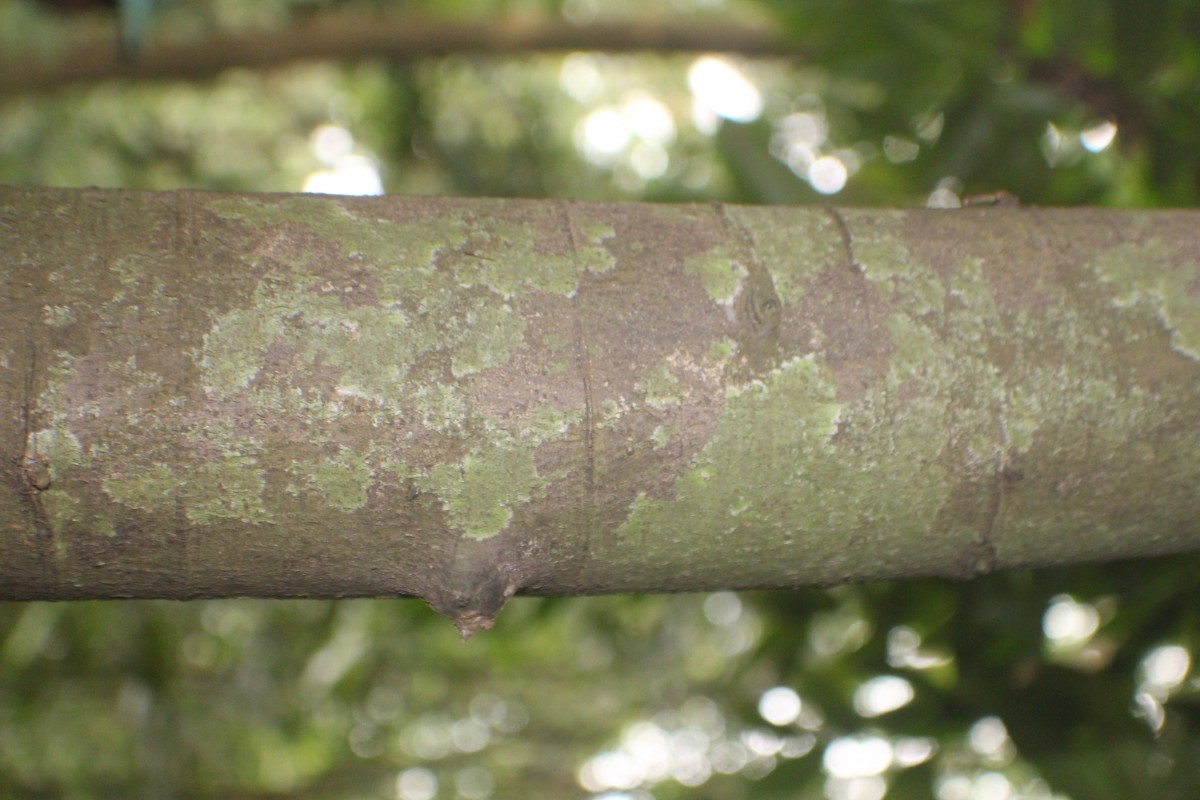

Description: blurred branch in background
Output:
[1,6,793,95]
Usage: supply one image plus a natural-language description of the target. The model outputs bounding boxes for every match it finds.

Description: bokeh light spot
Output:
[1080,120,1117,153]
[854,676,914,717]
[395,767,438,800]
[758,686,801,726]
[823,735,893,778]
[688,57,762,123]
[808,156,847,194]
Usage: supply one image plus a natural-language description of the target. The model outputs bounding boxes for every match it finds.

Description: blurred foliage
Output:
[2,0,1200,798]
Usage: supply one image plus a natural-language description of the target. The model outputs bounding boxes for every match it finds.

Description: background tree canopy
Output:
[1,0,1199,798]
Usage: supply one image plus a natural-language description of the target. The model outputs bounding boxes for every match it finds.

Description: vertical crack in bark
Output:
[560,199,597,555]
[18,340,55,583]
[975,450,1021,576]
[824,206,859,272]
[975,455,1004,575]
[825,206,874,351]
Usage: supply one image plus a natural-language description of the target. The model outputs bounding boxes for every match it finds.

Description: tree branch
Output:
[1,12,795,95]
[3,187,1199,633]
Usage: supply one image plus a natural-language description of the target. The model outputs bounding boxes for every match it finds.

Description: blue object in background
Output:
[118,0,179,58]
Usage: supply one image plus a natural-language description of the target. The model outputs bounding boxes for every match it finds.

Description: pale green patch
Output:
[724,206,842,304]
[848,215,944,315]
[729,497,752,516]
[30,356,81,440]
[418,403,581,538]
[286,447,372,511]
[450,303,525,377]
[707,338,737,363]
[209,196,465,273]
[522,403,585,439]
[423,444,544,539]
[200,310,281,396]
[946,258,994,343]
[474,218,579,298]
[104,255,180,313]
[186,457,270,525]
[1004,385,1041,454]
[109,356,165,393]
[1092,239,1200,361]
[597,397,628,429]
[41,490,79,543]
[684,248,747,305]
[575,219,617,273]
[250,385,341,428]
[112,254,146,287]
[104,463,179,512]
[619,355,842,541]
[885,314,940,374]
[200,197,531,410]
[640,362,682,409]
[412,384,467,433]
[651,425,671,449]
[29,428,83,469]
[43,304,73,327]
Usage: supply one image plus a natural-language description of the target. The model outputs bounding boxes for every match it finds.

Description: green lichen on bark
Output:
[286,446,372,512]
[611,207,1200,586]
[640,362,683,409]
[200,197,530,407]
[421,401,582,539]
[575,220,617,273]
[684,247,746,305]
[1091,238,1200,361]
[723,205,844,305]
[17,191,606,554]
[187,456,271,525]
[424,444,542,539]
[617,355,842,555]
[185,194,603,540]
[103,464,177,510]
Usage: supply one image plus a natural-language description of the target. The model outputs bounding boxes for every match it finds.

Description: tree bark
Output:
[3,186,1199,634]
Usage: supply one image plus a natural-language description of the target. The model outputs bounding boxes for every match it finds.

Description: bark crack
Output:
[560,200,597,552]
[18,341,54,582]
[825,205,874,350]
[974,451,1021,576]
[825,205,860,274]
[975,455,1004,575]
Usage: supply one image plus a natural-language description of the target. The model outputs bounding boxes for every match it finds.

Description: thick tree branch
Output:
[2,187,1199,635]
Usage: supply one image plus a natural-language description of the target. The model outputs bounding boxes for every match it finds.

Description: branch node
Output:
[423,534,520,640]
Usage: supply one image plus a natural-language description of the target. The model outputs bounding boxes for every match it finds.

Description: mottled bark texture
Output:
[3,187,1199,635]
